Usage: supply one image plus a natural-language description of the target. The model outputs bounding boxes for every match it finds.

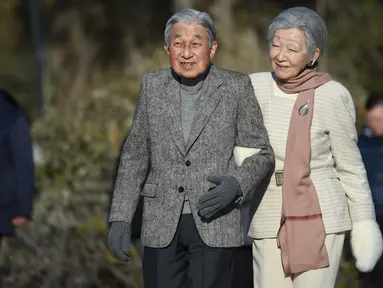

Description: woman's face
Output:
[367,104,383,137]
[270,28,319,81]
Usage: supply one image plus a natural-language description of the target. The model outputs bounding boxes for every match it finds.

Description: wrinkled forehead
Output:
[273,28,307,47]
[169,23,208,40]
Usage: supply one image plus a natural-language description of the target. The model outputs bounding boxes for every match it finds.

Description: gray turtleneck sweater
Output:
[180,77,204,214]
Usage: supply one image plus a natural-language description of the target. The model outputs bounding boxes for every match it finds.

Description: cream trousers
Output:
[252,233,345,288]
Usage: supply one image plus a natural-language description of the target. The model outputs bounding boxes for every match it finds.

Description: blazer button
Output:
[178,187,185,193]
[185,160,191,167]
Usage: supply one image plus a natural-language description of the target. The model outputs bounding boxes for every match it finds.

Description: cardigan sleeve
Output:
[325,81,375,223]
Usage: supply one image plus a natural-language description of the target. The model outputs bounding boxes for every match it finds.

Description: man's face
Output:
[367,105,383,137]
[164,23,218,79]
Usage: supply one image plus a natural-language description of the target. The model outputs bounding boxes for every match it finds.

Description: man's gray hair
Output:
[267,7,327,60]
[164,8,216,47]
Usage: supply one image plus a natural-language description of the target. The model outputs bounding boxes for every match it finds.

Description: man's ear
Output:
[209,41,218,60]
[164,44,170,55]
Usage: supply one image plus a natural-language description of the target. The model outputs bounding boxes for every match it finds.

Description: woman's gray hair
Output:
[267,7,327,60]
[164,9,216,47]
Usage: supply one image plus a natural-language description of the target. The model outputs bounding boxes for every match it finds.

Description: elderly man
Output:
[108,8,274,288]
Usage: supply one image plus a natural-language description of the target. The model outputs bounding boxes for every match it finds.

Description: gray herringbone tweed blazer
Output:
[109,64,274,248]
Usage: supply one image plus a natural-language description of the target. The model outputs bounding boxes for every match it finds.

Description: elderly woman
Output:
[239,7,383,288]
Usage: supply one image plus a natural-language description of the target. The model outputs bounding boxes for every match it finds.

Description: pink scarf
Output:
[275,68,332,275]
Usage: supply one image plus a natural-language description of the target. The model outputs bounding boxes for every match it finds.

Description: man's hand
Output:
[108,221,132,261]
[12,217,29,227]
[197,175,242,220]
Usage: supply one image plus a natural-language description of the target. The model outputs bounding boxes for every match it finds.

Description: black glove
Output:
[197,175,242,219]
[108,221,132,261]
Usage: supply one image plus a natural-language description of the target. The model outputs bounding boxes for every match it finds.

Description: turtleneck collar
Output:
[172,64,211,93]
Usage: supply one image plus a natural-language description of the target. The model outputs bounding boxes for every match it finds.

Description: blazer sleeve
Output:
[231,75,275,201]
[109,74,151,223]
[326,83,375,223]
[9,115,35,218]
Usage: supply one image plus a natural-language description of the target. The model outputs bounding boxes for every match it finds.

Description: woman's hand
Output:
[351,220,383,272]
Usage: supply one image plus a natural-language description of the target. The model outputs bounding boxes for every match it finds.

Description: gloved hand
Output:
[197,175,242,219]
[108,221,132,261]
[351,220,383,272]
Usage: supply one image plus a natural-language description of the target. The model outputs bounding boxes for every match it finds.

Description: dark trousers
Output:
[234,246,253,288]
[142,214,236,288]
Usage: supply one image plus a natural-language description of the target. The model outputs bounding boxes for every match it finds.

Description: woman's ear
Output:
[309,48,321,66]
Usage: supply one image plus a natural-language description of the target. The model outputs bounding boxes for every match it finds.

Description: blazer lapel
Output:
[160,70,186,156]
[185,65,223,154]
